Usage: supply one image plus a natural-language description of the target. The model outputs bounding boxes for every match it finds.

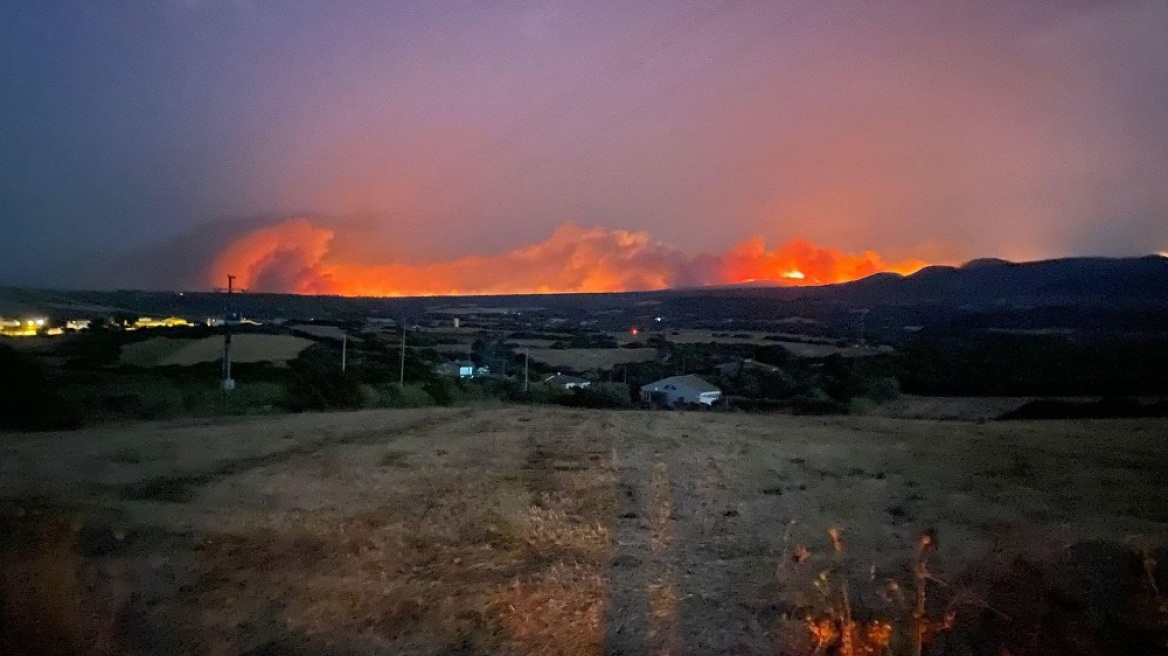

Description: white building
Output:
[436,360,477,378]
[640,375,722,406]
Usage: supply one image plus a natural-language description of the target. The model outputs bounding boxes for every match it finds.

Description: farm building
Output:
[640,375,722,406]
[544,373,591,390]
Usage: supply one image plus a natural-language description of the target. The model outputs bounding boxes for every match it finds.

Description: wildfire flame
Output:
[210,218,930,296]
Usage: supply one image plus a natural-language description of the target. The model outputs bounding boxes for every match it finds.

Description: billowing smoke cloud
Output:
[211,218,929,296]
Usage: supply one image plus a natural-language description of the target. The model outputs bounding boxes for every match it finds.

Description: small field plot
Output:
[526,347,657,370]
[120,334,314,366]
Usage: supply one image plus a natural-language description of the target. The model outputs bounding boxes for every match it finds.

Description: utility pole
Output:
[855,308,871,346]
[220,274,236,394]
[398,326,406,386]
[524,349,529,392]
[341,333,347,373]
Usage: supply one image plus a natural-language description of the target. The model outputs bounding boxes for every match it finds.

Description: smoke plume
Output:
[210,218,930,296]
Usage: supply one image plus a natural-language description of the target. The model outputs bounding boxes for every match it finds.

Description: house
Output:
[640,375,722,406]
[435,360,477,378]
[544,373,591,390]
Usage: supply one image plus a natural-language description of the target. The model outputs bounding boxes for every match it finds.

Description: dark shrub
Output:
[0,345,83,431]
[421,377,458,406]
[284,345,364,411]
[556,384,631,409]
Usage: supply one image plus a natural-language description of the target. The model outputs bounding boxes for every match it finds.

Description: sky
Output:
[2,0,1167,294]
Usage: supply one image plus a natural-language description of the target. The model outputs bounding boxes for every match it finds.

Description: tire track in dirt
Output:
[490,409,624,655]
[603,413,691,656]
[606,413,768,655]
[646,460,680,656]
[667,418,765,655]
[603,417,653,656]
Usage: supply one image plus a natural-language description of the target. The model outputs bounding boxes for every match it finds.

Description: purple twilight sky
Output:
[2,0,1166,290]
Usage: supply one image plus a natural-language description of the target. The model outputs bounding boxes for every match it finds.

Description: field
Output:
[869,395,1038,422]
[618,330,887,358]
[120,334,315,367]
[2,407,1167,655]
[525,347,658,370]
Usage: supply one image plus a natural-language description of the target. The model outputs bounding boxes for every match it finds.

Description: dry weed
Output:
[783,528,968,656]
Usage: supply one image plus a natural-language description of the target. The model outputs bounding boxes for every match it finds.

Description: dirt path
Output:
[603,413,778,655]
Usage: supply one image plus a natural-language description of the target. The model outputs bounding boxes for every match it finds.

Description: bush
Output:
[865,377,900,403]
[121,379,185,419]
[555,384,631,409]
[394,384,436,407]
[512,385,560,404]
[846,397,875,415]
[223,382,287,414]
[285,371,364,411]
[789,387,846,415]
[0,345,83,431]
[284,346,364,411]
[421,377,458,406]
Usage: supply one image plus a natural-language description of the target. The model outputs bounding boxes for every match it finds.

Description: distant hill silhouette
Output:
[788,255,1168,309]
[2,256,1166,327]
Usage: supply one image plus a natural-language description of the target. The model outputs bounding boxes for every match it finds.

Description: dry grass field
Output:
[2,407,1166,655]
[525,347,658,370]
[624,330,887,358]
[120,334,315,367]
[868,395,1038,422]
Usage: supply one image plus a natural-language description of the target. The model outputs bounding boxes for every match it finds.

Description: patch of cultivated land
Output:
[2,408,1167,654]
[120,334,315,366]
[869,395,1038,421]
[525,347,657,369]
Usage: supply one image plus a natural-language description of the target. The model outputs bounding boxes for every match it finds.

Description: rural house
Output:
[640,375,722,406]
[436,360,477,378]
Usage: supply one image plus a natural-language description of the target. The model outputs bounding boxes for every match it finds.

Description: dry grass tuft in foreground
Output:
[780,527,1168,656]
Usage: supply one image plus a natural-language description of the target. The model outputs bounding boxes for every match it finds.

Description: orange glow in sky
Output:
[211,218,931,297]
